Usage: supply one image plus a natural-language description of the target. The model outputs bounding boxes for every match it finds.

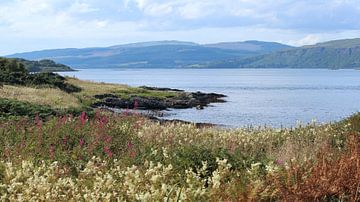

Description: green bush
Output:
[0,98,55,119]
[0,98,93,119]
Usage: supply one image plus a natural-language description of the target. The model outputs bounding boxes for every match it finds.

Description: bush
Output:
[0,98,55,118]
[0,98,93,119]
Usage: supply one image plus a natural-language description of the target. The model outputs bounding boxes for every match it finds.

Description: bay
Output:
[61,68,360,128]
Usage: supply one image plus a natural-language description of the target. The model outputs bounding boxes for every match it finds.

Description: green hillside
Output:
[209,38,360,69]
[6,41,292,68]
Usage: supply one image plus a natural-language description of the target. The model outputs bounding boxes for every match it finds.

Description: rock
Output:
[139,86,184,92]
[92,97,167,110]
[94,94,119,99]
[196,105,204,110]
[92,88,226,111]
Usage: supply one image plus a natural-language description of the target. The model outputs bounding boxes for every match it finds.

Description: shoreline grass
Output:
[0,85,80,109]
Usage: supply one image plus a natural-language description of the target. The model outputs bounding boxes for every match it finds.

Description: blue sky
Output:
[1,0,360,55]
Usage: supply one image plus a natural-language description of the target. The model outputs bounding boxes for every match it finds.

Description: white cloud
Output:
[177,1,213,19]
[291,35,321,46]
[68,1,99,14]
[94,20,109,28]
[133,0,174,16]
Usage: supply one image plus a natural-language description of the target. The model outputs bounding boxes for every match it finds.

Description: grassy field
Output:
[0,85,80,109]
[0,77,182,116]
[66,77,179,107]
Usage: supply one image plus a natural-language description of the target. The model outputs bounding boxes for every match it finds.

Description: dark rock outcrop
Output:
[139,86,184,92]
[92,97,167,110]
[92,88,226,111]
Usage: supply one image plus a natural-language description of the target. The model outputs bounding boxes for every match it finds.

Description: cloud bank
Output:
[0,0,360,54]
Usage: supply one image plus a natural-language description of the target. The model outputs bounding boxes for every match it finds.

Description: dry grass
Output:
[66,77,179,105]
[66,77,130,96]
[1,78,180,112]
[0,85,80,109]
[272,134,360,201]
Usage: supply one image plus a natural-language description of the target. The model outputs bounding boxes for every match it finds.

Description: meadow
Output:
[0,111,359,201]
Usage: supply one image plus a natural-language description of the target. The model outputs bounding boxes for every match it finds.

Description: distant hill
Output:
[7,40,292,68]
[204,41,293,54]
[208,38,360,69]
[14,58,74,72]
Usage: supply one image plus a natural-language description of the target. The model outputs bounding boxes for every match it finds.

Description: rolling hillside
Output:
[7,40,292,68]
[204,40,293,54]
[208,38,360,69]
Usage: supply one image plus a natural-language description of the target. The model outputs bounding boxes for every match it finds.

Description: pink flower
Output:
[127,141,133,149]
[35,114,42,128]
[99,116,108,128]
[79,139,85,147]
[276,159,284,165]
[80,112,87,125]
[104,135,112,144]
[104,146,113,158]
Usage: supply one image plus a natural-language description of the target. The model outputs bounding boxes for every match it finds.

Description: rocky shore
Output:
[91,86,226,127]
[92,86,226,111]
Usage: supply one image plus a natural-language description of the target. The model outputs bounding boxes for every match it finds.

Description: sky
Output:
[1,0,360,55]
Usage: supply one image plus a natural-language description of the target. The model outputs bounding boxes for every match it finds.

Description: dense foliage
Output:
[0,58,80,93]
[0,112,359,200]
[14,58,73,72]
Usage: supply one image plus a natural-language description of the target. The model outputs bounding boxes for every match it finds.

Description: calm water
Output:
[61,69,360,128]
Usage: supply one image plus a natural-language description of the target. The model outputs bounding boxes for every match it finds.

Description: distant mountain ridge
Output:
[208,38,360,69]
[9,38,360,69]
[7,40,292,68]
[204,41,293,53]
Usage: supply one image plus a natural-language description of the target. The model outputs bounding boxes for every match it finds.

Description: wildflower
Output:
[98,115,108,128]
[79,139,85,147]
[104,146,113,158]
[127,141,133,149]
[80,112,87,125]
[35,114,42,128]
[275,159,284,165]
